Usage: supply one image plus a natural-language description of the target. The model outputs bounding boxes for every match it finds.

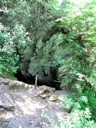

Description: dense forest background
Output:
[0,0,96,127]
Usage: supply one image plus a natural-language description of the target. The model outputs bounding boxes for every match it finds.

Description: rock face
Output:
[0,92,14,111]
[0,77,70,128]
[0,77,34,111]
[0,78,14,111]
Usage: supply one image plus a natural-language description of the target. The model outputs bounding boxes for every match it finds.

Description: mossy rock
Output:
[38,85,55,92]
[49,94,58,101]
[8,80,33,90]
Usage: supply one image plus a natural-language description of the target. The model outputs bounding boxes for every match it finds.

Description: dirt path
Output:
[0,81,70,128]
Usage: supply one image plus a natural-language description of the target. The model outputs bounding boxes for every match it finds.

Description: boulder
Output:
[38,85,55,93]
[35,85,55,98]
[49,94,59,101]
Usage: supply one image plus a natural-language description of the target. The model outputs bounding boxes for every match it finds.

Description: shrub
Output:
[0,23,19,77]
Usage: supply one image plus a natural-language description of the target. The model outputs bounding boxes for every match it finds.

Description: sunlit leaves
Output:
[0,24,19,76]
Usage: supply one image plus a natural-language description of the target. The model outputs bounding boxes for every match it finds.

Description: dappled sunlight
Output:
[70,0,90,5]
[57,0,63,5]
[15,93,46,115]
[4,112,14,120]
[1,0,96,127]
[0,87,69,128]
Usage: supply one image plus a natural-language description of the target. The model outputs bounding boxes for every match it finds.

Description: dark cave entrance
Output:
[14,70,61,90]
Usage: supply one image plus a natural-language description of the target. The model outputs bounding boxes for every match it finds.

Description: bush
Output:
[0,23,19,77]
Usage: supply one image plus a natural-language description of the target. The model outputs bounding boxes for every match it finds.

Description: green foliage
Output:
[81,90,96,120]
[59,94,96,128]
[41,94,96,128]
[0,0,96,126]
[55,0,96,124]
[0,0,31,77]
[0,23,19,76]
[57,0,96,85]
[68,108,96,128]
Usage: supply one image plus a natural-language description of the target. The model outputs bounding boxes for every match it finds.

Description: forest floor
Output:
[0,78,70,128]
